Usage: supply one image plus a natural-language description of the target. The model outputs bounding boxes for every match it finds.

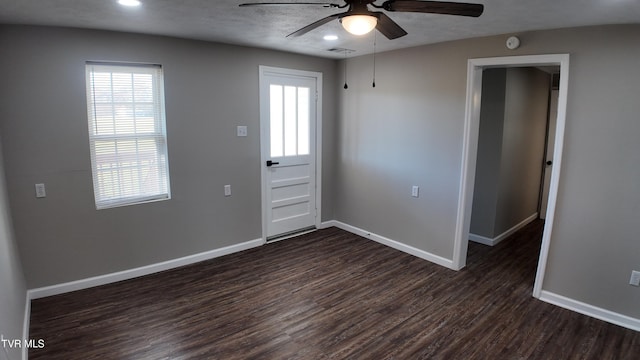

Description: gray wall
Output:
[495,67,548,234]
[470,67,549,238]
[470,68,506,238]
[1,23,639,326]
[336,25,640,319]
[0,25,337,288]
[0,134,26,360]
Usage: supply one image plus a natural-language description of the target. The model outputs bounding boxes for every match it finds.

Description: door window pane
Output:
[270,84,311,157]
[297,87,310,155]
[284,86,297,156]
[270,85,283,157]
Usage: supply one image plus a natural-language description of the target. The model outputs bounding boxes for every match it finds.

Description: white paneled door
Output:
[259,67,321,240]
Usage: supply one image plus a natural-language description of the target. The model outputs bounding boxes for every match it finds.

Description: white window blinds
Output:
[85,62,171,209]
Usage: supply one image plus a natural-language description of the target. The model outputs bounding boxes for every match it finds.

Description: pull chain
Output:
[372,31,376,88]
[343,49,349,89]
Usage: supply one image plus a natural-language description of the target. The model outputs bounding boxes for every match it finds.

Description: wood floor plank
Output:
[29,221,640,359]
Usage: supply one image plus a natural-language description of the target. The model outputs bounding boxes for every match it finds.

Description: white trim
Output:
[539,290,640,332]
[330,221,455,269]
[452,58,483,270]
[533,57,570,298]
[468,233,493,246]
[469,213,538,246]
[28,238,263,299]
[454,54,570,297]
[326,218,640,333]
[314,74,323,230]
[258,65,323,241]
[22,292,31,360]
[318,220,337,229]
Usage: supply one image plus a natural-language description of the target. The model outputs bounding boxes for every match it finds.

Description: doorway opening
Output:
[467,66,559,247]
[453,54,570,299]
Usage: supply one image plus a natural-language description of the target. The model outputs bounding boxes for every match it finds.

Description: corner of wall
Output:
[21,293,31,360]
[0,134,29,360]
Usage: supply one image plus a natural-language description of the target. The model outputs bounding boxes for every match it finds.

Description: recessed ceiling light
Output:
[118,0,141,7]
[323,35,338,41]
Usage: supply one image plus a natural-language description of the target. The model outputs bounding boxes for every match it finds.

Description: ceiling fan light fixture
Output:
[341,15,378,36]
[118,0,141,7]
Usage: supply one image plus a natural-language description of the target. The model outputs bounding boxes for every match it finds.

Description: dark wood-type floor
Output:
[30,220,639,359]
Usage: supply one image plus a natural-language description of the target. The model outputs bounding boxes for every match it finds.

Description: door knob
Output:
[266,160,280,167]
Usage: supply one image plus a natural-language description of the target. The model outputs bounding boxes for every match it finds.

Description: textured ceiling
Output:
[0,0,639,58]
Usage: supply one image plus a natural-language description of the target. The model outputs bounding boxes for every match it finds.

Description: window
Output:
[85,62,170,209]
[269,84,310,157]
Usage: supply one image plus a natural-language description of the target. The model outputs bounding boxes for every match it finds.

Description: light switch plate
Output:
[224,184,231,197]
[630,270,640,287]
[35,183,46,198]
[411,186,419,198]
[237,126,247,137]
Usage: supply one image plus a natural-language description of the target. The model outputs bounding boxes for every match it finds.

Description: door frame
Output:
[258,65,323,243]
[452,54,570,299]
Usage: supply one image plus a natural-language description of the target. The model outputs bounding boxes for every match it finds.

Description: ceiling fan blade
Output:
[373,12,408,40]
[239,2,340,8]
[382,0,484,17]
[287,12,346,37]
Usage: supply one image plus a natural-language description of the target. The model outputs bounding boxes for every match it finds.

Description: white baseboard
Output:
[327,219,640,332]
[327,220,455,269]
[467,233,494,246]
[539,290,640,332]
[26,221,452,299]
[469,212,538,246]
[28,238,264,300]
[20,221,640,356]
[318,220,335,229]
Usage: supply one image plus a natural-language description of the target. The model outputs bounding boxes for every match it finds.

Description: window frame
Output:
[85,62,171,210]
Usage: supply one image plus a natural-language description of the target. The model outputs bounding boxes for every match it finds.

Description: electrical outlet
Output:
[35,183,46,198]
[236,126,247,137]
[630,270,640,287]
[224,185,231,197]
[411,186,419,198]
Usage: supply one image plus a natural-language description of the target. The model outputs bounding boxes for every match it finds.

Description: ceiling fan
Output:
[239,1,484,40]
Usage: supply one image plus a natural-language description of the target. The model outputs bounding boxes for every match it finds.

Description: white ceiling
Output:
[0,0,638,58]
